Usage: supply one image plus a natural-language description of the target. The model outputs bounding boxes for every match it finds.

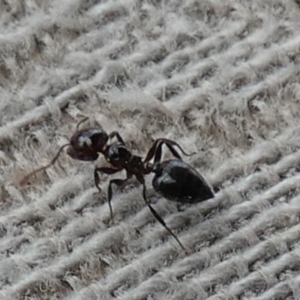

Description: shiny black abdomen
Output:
[152,159,214,203]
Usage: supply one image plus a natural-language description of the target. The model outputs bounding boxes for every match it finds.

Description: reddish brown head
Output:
[67,128,109,161]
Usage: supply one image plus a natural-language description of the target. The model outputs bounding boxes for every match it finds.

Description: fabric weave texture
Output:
[1,0,300,299]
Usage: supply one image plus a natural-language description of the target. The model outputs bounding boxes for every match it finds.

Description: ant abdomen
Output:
[152,159,214,203]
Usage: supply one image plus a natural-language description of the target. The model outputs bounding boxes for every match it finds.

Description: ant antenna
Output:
[19,143,70,186]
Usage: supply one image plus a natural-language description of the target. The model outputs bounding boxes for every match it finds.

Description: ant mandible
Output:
[20,118,214,253]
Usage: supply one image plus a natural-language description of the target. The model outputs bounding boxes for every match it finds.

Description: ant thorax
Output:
[106,142,132,164]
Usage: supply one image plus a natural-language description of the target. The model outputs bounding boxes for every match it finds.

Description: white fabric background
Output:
[1,0,300,299]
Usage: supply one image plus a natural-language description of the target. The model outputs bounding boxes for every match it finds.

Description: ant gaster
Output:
[20,119,214,253]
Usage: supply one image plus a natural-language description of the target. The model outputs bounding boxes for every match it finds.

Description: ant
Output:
[20,118,214,253]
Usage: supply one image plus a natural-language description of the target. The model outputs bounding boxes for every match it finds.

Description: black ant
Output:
[20,119,214,253]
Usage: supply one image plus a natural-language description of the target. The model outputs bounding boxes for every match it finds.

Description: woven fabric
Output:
[1,0,300,299]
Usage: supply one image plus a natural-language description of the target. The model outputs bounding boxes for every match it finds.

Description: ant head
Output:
[19,120,108,186]
[67,128,109,161]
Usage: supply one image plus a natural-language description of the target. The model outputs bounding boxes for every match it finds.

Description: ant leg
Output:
[143,139,161,163]
[107,173,132,221]
[144,138,195,164]
[94,167,132,221]
[94,167,121,220]
[153,140,181,164]
[136,175,188,253]
[109,131,126,145]
[158,138,196,159]
[94,166,121,191]
[145,139,182,164]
